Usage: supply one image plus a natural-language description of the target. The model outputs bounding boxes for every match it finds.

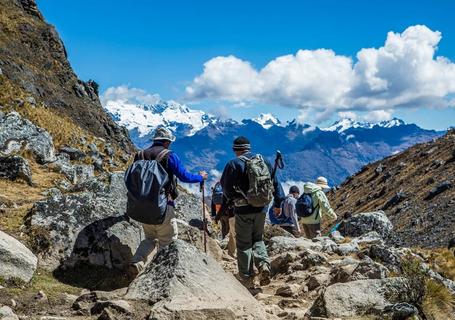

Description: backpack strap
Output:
[156,149,171,163]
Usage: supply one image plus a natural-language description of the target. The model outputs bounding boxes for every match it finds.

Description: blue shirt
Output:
[167,152,203,183]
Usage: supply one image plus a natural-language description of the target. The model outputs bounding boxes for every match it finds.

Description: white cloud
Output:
[186,25,455,122]
[363,110,393,122]
[100,85,161,106]
[338,111,358,120]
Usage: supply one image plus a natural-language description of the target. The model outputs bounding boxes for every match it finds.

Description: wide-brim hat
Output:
[153,127,176,142]
[315,176,330,189]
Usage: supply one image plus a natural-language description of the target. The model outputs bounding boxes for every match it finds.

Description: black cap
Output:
[289,186,300,194]
[233,136,251,151]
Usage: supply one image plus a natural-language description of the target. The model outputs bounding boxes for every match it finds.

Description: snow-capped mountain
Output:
[321,118,406,133]
[105,99,444,184]
[104,99,216,138]
[253,113,282,129]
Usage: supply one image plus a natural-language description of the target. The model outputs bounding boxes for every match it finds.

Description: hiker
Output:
[128,127,208,278]
[299,176,337,239]
[278,186,301,237]
[214,195,236,257]
[221,136,284,286]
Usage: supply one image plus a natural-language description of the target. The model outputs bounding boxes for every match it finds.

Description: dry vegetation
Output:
[423,279,455,319]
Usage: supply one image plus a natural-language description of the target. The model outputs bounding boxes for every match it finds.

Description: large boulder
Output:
[29,172,135,270]
[126,240,271,319]
[309,277,420,318]
[340,211,393,239]
[0,112,55,163]
[0,230,38,283]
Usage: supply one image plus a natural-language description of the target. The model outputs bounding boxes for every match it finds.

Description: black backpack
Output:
[296,193,319,218]
[212,182,224,205]
[124,149,170,224]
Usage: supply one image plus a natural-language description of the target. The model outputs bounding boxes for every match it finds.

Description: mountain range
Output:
[105,98,445,186]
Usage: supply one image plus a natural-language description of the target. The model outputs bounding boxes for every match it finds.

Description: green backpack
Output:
[238,154,274,207]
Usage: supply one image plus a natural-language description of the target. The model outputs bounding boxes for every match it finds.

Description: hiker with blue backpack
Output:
[221,136,285,287]
[296,176,337,239]
[125,127,208,279]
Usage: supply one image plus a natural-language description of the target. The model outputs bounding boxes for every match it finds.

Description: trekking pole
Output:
[272,150,284,179]
[200,181,207,253]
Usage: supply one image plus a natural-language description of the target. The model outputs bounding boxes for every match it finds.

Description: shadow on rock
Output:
[53,215,144,291]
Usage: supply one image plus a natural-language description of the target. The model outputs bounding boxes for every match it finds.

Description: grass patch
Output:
[423,279,455,319]
[423,248,455,282]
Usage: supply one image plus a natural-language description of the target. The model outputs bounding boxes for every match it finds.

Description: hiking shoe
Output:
[236,273,255,289]
[127,263,141,281]
[258,264,271,286]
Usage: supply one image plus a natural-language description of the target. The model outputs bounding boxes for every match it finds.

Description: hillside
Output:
[329,129,455,248]
[0,0,134,153]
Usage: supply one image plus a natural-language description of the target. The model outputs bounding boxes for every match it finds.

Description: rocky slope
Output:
[329,129,455,248]
[0,0,134,152]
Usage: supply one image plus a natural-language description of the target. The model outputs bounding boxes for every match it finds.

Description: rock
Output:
[312,237,338,254]
[97,308,117,320]
[264,224,294,243]
[93,157,104,171]
[29,172,134,270]
[0,306,19,320]
[425,181,452,200]
[0,156,33,185]
[309,277,420,318]
[363,244,402,272]
[275,284,301,297]
[91,300,132,315]
[176,219,223,261]
[126,240,269,319]
[330,263,358,284]
[382,191,406,210]
[340,211,393,239]
[300,249,328,269]
[307,273,330,291]
[0,230,37,283]
[271,252,299,275]
[383,303,418,319]
[34,290,48,301]
[350,259,389,280]
[268,236,323,256]
[49,154,94,184]
[0,112,56,163]
[59,146,86,161]
[335,242,359,256]
[353,231,384,246]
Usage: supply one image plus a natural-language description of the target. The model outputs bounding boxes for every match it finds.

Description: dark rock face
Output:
[425,181,452,200]
[29,172,136,270]
[340,211,393,239]
[59,146,86,161]
[0,0,134,152]
[125,240,268,319]
[0,112,55,163]
[0,155,32,185]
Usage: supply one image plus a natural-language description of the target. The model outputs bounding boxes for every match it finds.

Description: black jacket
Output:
[220,152,285,215]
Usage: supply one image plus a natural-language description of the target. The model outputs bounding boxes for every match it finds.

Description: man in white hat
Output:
[128,127,208,278]
[300,176,337,239]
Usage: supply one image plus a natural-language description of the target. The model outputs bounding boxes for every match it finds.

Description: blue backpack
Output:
[296,193,319,218]
[212,182,224,205]
[124,149,170,224]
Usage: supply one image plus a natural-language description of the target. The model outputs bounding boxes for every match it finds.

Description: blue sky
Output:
[37,0,455,130]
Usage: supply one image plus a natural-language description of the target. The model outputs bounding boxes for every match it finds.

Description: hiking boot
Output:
[258,264,271,286]
[236,273,255,289]
[127,262,142,281]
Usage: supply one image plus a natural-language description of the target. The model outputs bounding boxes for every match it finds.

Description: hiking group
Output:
[125,127,337,286]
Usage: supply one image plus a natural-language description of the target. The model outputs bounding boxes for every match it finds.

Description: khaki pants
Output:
[302,223,320,239]
[131,205,177,270]
[228,216,236,258]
